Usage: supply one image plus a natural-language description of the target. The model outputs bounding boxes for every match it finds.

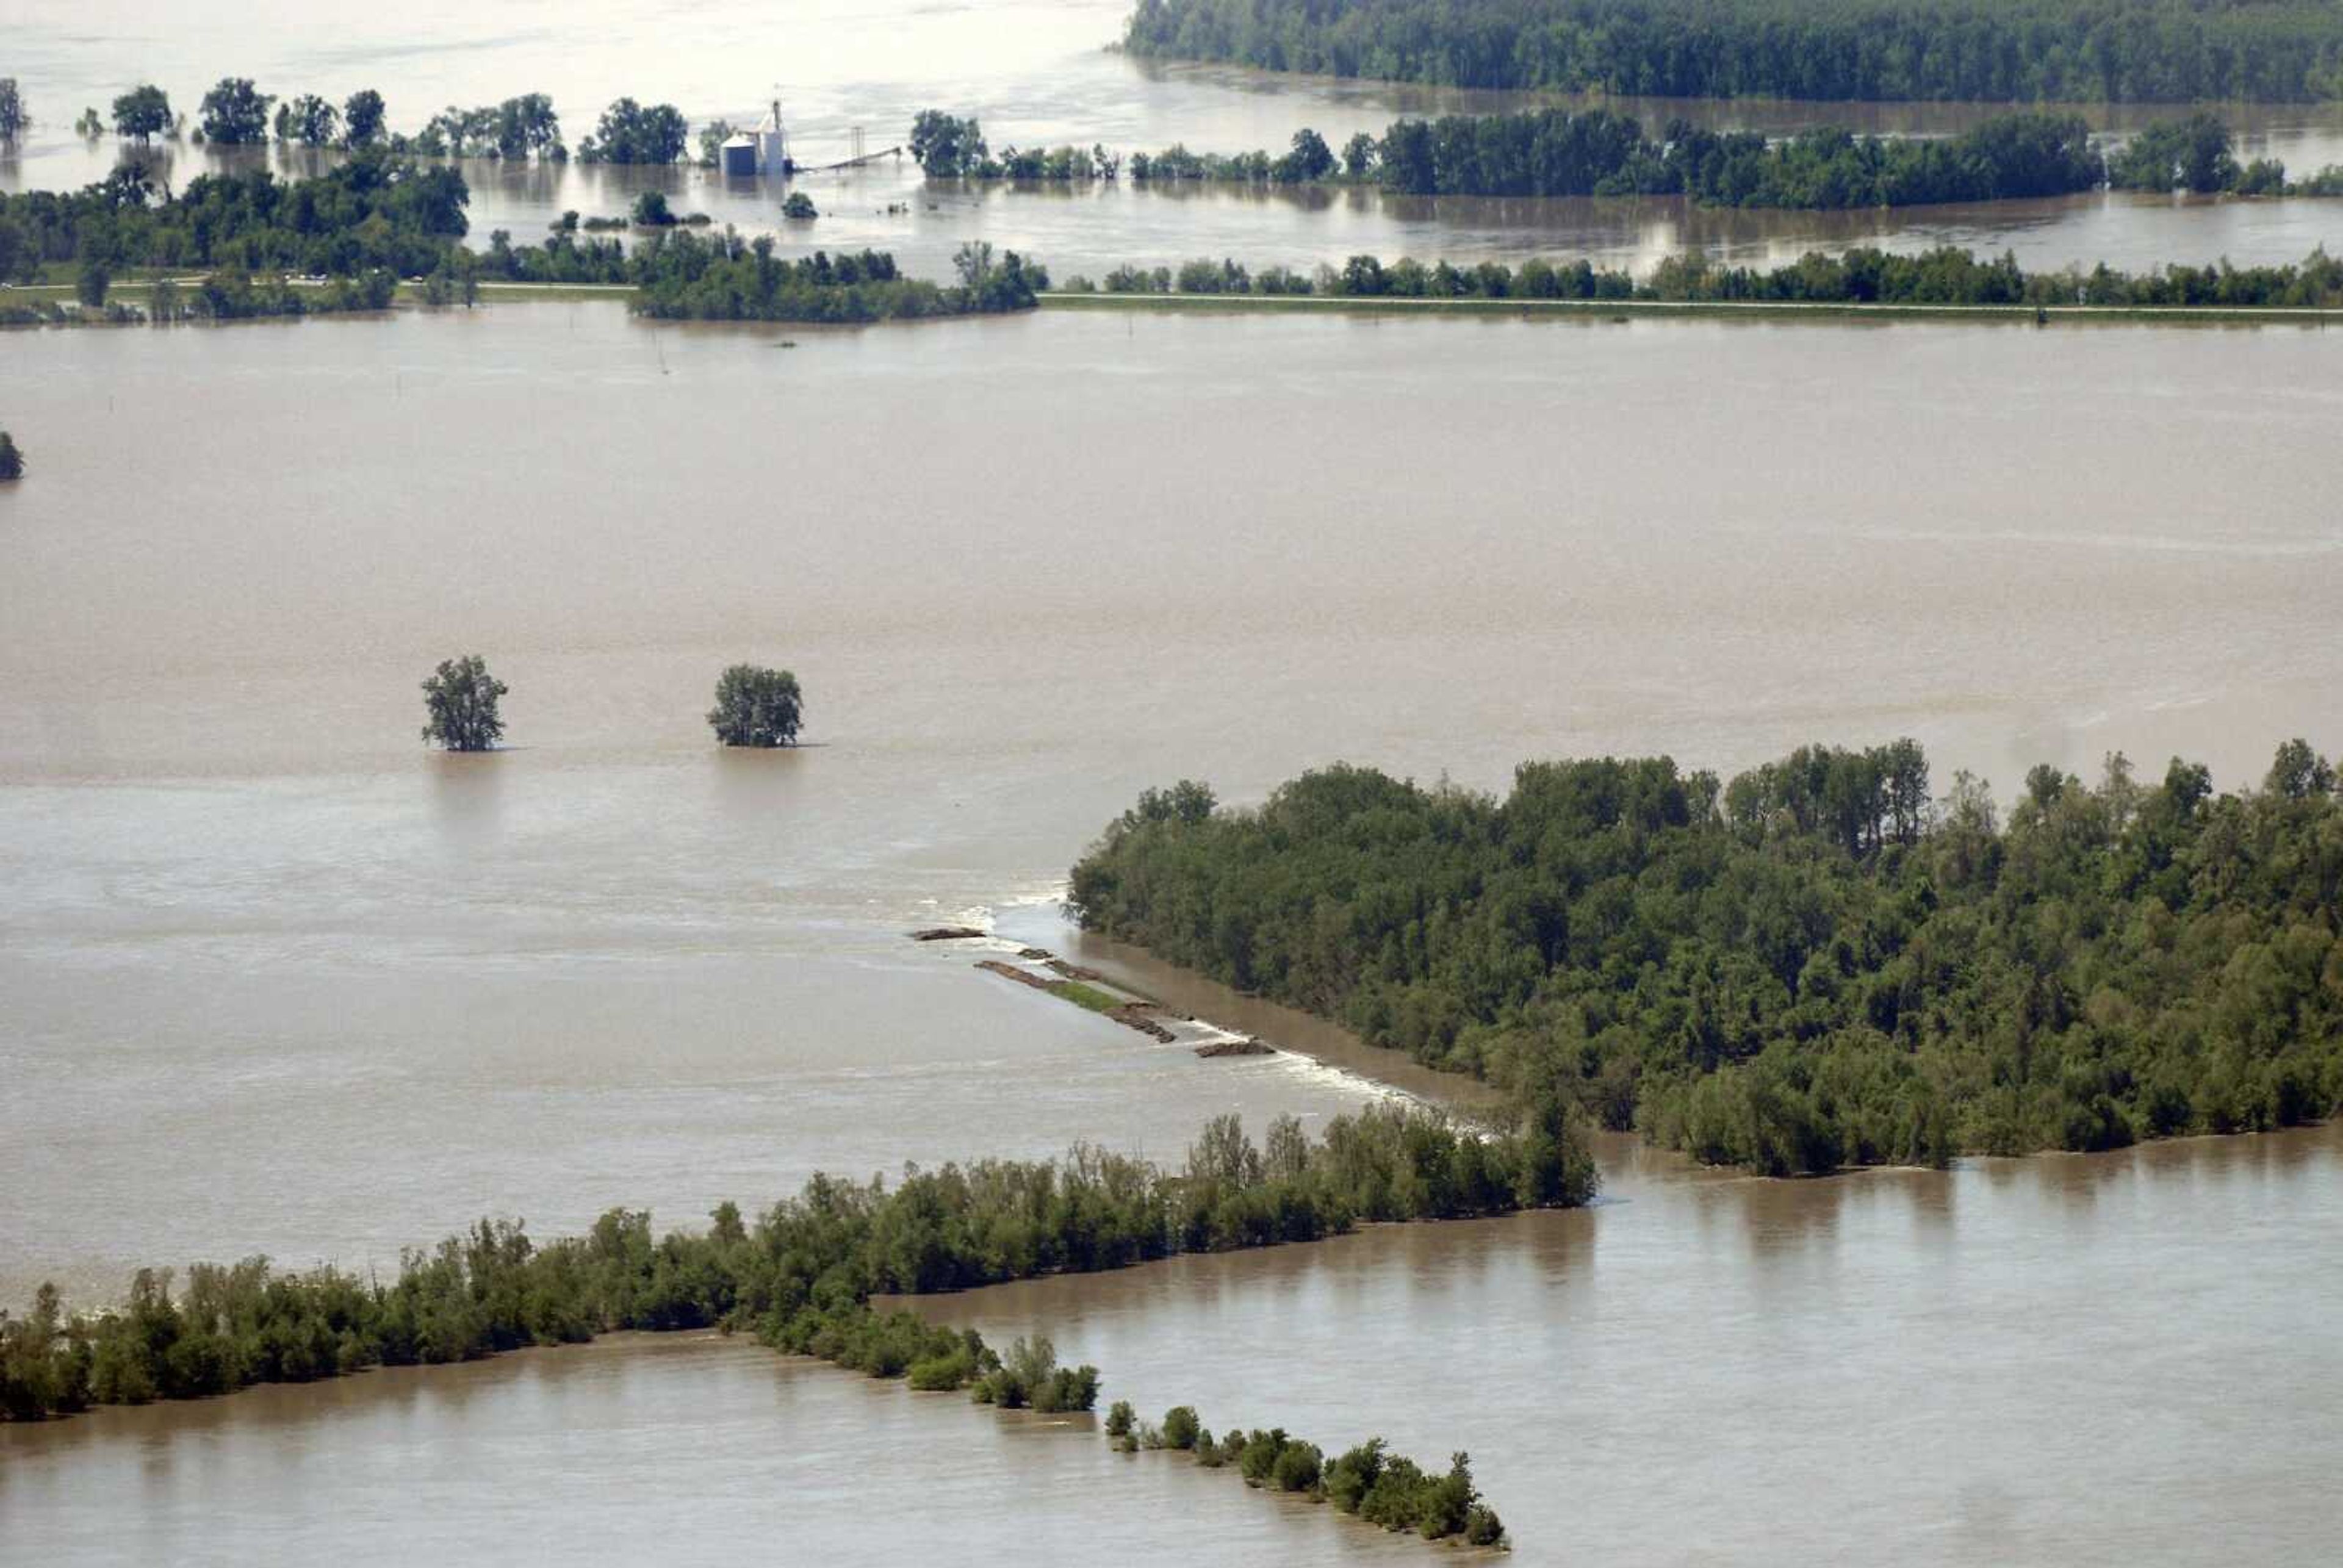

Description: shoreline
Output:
[12,278,2343,328]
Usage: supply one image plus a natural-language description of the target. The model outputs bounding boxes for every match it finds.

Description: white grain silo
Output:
[755,98,790,176]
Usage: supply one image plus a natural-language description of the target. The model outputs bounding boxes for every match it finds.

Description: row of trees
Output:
[916,104,2343,208]
[1106,1401,1505,1545]
[1123,0,2343,103]
[0,1104,1596,1421]
[49,78,704,164]
[1,268,401,326]
[1062,243,2343,311]
[1070,738,2343,1174]
[419,658,807,751]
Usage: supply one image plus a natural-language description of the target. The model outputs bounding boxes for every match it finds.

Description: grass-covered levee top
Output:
[0,1104,1594,1423]
[1068,740,2343,1174]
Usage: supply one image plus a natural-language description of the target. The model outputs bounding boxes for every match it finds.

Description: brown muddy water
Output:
[3,301,2342,1559]
[6,1125,2337,1564]
[5,0,2343,280]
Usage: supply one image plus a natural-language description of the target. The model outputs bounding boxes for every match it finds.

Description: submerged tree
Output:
[0,431,22,481]
[696,118,738,168]
[583,98,688,164]
[420,655,507,752]
[283,93,340,148]
[708,664,804,747]
[909,110,986,175]
[110,85,172,143]
[0,79,27,143]
[199,77,274,145]
[342,88,386,148]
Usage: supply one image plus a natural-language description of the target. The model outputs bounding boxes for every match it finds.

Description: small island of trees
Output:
[1107,1400,1507,1546]
[420,655,507,752]
[708,665,804,747]
[1071,738,2343,1175]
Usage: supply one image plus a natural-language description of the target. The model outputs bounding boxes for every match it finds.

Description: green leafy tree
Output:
[420,655,507,752]
[285,94,339,147]
[343,89,386,147]
[630,189,675,226]
[584,98,688,164]
[697,118,738,168]
[200,77,275,145]
[708,665,804,747]
[492,94,560,160]
[76,260,110,306]
[1277,127,1335,182]
[111,85,172,143]
[909,110,986,175]
[2108,113,2239,192]
[781,190,818,220]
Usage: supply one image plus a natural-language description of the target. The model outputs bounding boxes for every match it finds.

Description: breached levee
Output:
[973,957,1179,1043]
[912,927,1281,1058]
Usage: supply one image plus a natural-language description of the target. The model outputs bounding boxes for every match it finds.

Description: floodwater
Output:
[5,0,2343,279]
[4,221,2343,1562]
[0,1331,1432,1562]
[907,1118,2343,1567]
[7,303,2343,1307]
[6,1118,2338,1564]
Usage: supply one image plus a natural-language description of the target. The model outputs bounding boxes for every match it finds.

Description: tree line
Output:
[1061,244,2343,311]
[26,75,744,165]
[1068,738,2343,1176]
[0,1104,1594,1422]
[1107,1400,1507,1546]
[914,103,2343,209]
[1121,0,2343,104]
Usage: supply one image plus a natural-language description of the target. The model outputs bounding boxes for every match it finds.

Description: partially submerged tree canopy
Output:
[0,431,22,481]
[420,655,506,752]
[708,664,803,747]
